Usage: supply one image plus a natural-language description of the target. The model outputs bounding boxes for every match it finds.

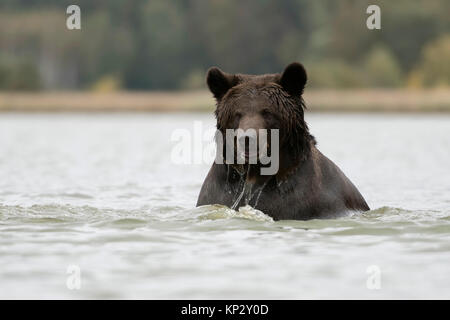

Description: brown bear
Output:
[196,62,370,220]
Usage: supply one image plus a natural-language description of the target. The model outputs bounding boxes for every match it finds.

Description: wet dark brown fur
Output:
[197,62,370,220]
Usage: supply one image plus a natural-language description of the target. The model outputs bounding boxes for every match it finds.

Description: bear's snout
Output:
[238,114,265,132]
[237,131,258,157]
[235,114,269,162]
[237,131,257,147]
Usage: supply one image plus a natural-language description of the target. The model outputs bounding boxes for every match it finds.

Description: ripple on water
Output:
[0,203,448,236]
[193,204,274,222]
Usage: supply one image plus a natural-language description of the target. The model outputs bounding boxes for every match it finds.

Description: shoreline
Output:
[1,89,449,112]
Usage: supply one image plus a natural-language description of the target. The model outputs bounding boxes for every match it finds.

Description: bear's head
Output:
[207,62,315,177]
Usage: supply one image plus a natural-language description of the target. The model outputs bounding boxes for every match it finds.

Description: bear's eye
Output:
[261,109,272,117]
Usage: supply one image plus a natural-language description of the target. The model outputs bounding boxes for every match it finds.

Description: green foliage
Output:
[363,45,403,87]
[0,0,448,90]
[180,70,207,90]
[0,58,41,90]
[90,74,122,92]
[377,0,449,72]
[413,35,450,87]
[124,0,187,89]
[307,60,365,88]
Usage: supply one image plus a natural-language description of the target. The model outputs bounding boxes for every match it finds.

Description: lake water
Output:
[0,112,449,299]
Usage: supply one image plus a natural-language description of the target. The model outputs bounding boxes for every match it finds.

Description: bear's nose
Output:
[238,131,258,149]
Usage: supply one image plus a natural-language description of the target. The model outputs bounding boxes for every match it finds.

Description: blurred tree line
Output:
[0,0,448,91]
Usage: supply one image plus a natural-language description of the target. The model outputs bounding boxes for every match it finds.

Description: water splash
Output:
[196,204,273,222]
[231,185,246,210]
[230,165,270,210]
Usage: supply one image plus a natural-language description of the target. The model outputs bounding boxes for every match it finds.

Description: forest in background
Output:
[0,0,449,91]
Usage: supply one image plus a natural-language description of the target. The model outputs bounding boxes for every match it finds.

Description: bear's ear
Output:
[206,67,237,100]
[279,62,307,96]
